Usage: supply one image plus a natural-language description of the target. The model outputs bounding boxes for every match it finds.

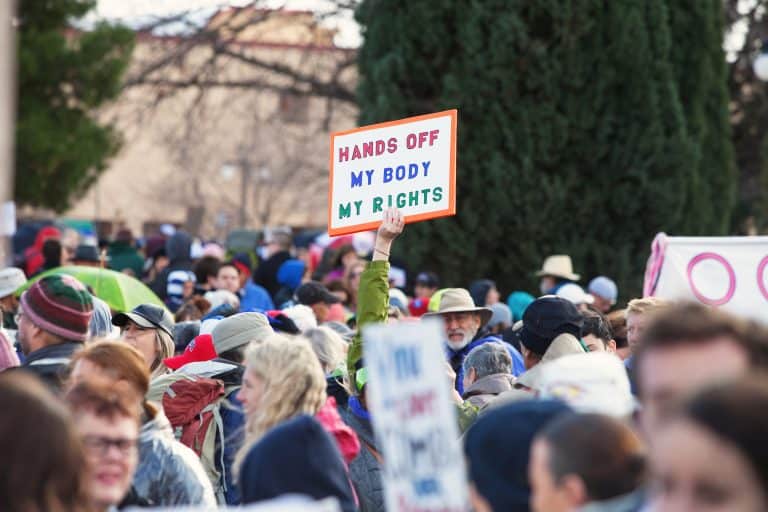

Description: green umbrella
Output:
[21,266,166,313]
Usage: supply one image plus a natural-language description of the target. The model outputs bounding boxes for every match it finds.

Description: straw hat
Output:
[423,288,493,327]
[535,255,580,281]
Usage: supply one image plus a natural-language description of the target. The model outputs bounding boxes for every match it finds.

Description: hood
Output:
[165,231,193,263]
[463,373,515,399]
[516,333,586,391]
[34,226,61,249]
[469,279,495,307]
[315,396,360,464]
[277,259,306,291]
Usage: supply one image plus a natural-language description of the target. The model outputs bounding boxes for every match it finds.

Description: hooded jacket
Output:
[462,373,516,409]
[315,396,360,465]
[108,240,145,277]
[239,415,357,512]
[133,406,217,507]
[20,341,81,392]
[447,332,525,395]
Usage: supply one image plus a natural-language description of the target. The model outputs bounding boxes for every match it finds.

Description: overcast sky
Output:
[92,0,362,47]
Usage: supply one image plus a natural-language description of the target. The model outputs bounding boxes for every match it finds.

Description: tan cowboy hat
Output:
[535,255,580,281]
[422,288,493,327]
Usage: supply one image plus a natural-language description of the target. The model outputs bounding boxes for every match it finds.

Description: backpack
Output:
[148,371,236,503]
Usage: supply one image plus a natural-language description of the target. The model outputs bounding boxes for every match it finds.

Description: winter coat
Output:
[447,333,524,395]
[345,400,385,512]
[462,373,516,409]
[108,241,145,277]
[133,407,217,507]
[239,281,274,312]
[20,341,81,392]
[315,396,360,465]
[253,250,292,299]
[149,232,194,303]
[239,415,357,512]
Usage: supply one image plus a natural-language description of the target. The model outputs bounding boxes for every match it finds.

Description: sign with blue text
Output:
[328,110,457,236]
[363,319,469,512]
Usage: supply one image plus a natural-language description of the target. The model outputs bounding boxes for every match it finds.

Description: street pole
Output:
[0,1,17,267]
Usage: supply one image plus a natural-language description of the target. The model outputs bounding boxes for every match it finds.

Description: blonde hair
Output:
[625,297,669,318]
[304,326,347,374]
[235,333,327,471]
[150,329,175,379]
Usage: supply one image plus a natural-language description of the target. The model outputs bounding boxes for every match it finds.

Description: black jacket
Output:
[252,250,291,299]
[21,341,81,392]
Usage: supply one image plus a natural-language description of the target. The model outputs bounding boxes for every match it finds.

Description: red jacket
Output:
[315,396,360,464]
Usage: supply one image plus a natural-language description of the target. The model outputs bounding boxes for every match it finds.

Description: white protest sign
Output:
[1,201,15,235]
[644,233,768,322]
[125,496,341,512]
[363,319,469,512]
[328,110,457,236]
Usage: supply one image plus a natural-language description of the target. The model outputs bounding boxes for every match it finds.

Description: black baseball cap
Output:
[296,281,341,306]
[112,303,175,338]
[519,296,583,355]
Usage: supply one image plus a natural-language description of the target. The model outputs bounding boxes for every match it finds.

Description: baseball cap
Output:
[112,303,175,338]
[415,272,440,288]
[556,283,595,306]
[296,281,341,306]
[588,276,618,305]
[520,296,583,355]
[164,334,217,370]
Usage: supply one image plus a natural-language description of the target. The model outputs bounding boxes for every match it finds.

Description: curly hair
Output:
[235,333,327,472]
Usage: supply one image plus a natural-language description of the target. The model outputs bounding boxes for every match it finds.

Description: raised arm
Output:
[346,209,404,381]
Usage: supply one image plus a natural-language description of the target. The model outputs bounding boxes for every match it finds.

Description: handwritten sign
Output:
[328,110,457,236]
[644,233,768,323]
[363,319,469,512]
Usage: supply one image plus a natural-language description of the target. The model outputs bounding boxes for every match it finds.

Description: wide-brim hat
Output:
[423,288,493,327]
[535,255,580,281]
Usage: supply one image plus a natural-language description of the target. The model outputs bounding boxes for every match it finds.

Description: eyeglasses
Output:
[82,435,138,456]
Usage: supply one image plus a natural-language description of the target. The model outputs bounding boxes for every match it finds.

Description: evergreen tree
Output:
[356,0,732,299]
[16,0,133,212]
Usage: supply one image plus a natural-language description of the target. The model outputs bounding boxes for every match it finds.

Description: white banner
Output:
[363,319,469,512]
[644,233,768,322]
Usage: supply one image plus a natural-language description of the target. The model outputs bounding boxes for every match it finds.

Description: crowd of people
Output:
[1,209,767,511]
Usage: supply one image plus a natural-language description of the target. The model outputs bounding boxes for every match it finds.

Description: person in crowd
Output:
[216,261,245,295]
[89,296,119,340]
[71,244,104,268]
[507,290,535,322]
[582,309,617,353]
[529,413,646,512]
[112,303,175,380]
[235,334,359,490]
[272,258,306,308]
[108,229,145,277]
[68,341,217,507]
[536,254,580,295]
[487,302,513,338]
[588,276,618,314]
[143,245,168,286]
[649,377,768,512]
[39,238,64,274]
[461,341,516,409]
[174,296,211,322]
[469,278,501,308]
[409,271,440,317]
[305,326,349,410]
[464,400,572,512]
[0,266,25,332]
[607,309,631,360]
[149,231,195,309]
[556,283,595,310]
[324,244,360,283]
[635,301,768,437]
[24,225,61,276]
[193,255,221,294]
[0,372,92,511]
[345,259,367,313]
[518,296,585,371]
[253,228,293,298]
[239,414,357,511]
[65,380,140,511]
[204,289,240,313]
[296,281,342,324]
[230,254,275,312]
[625,296,668,359]
[280,304,317,333]
[17,275,94,390]
[424,288,524,393]
[326,279,351,305]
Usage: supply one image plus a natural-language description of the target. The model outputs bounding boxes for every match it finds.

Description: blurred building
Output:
[62,7,358,239]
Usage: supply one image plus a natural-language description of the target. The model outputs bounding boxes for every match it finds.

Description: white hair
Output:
[281,304,317,333]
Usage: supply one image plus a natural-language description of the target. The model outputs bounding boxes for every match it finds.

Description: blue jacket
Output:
[239,281,274,312]
[446,334,525,395]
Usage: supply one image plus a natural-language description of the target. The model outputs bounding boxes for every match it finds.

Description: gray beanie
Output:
[212,312,273,354]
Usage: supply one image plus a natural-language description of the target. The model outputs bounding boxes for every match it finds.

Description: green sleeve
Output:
[457,401,479,433]
[347,260,390,383]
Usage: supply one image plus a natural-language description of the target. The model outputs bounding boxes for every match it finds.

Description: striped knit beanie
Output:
[20,275,94,342]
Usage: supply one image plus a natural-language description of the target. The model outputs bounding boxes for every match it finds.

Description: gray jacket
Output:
[133,407,217,507]
[345,410,385,512]
[462,373,516,409]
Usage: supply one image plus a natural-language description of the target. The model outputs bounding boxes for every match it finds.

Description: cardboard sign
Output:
[328,110,457,236]
[363,319,469,512]
[644,233,768,322]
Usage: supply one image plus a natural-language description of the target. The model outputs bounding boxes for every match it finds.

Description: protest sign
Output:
[328,110,457,236]
[644,233,768,322]
[125,496,341,512]
[363,319,469,512]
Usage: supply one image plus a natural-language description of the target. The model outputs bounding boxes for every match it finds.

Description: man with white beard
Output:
[424,288,524,394]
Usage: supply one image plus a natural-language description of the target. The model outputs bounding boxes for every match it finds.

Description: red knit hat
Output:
[20,275,94,342]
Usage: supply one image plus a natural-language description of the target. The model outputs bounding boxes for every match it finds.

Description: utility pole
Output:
[0,1,17,266]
